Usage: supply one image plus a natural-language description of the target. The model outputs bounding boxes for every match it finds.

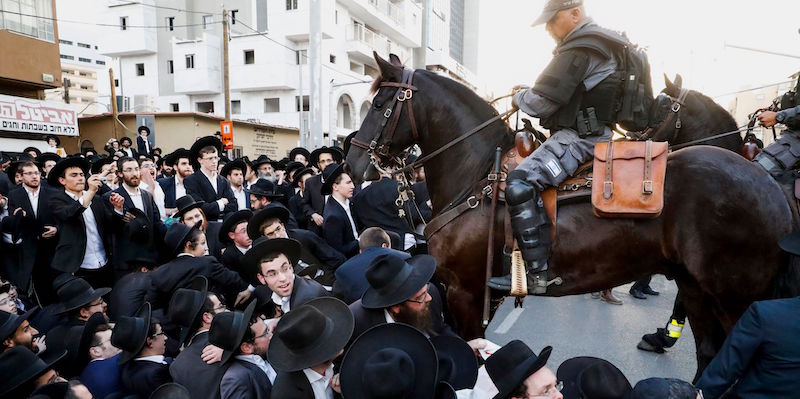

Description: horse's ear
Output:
[374,51,402,82]
[389,53,402,66]
[664,73,679,97]
[674,74,683,90]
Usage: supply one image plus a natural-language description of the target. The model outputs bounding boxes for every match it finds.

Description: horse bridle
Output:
[637,87,690,143]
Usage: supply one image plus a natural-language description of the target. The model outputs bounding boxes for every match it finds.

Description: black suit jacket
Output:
[109,271,152,320]
[220,358,273,399]
[206,221,225,260]
[1,185,58,289]
[104,186,166,271]
[300,174,325,234]
[287,192,307,230]
[148,255,247,310]
[697,297,800,399]
[137,136,151,155]
[353,177,420,238]
[171,331,225,399]
[261,275,330,313]
[288,229,346,273]
[157,176,177,209]
[120,359,172,398]
[49,189,113,273]
[322,196,359,258]
[272,369,341,399]
[120,147,138,159]
[184,171,237,221]
[220,243,248,282]
[411,181,433,221]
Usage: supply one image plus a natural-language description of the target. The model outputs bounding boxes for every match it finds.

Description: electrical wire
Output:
[109,0,221,16]
[0,9,219,28]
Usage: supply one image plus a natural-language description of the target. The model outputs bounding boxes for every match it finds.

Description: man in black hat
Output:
[158,148,193,212]
[45,135,60,152]
[556,356,632,399]
[169,278,229,399]
[290,147,311,167]
[219,209,254,280]
[109,257,158,320]
[0,346,67,397]
[486,340,561,399]
[37,152,61,181]
[118,136,137,158]
[48,156,114,289]
[137,125,152,155]
[209,301,275,399]
[348,253,456,342]
[490,0,640,294]
[0,309,41,353]
[288,166,314,229]
[173,194,225,259]
[270,297,354,399]
[242,237,330,315]
[321,163,360,257]
[113,303,173,397]
[301,147,342,236]
[46,277,110,355]
[247,177,300,228]
[1,160,59,302]
[79,315,124,399]
[251,154,278,182]
[184,136,237,221]
[222,158,250,210]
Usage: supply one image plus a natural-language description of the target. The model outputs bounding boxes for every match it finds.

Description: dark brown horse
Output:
[346,53,799,379]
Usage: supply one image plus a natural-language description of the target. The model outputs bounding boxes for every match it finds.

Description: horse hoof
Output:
[637,339,666,354]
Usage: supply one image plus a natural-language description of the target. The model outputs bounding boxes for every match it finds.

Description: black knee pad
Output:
[505,176,535,206]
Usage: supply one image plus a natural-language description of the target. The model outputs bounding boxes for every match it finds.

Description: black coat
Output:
[147,255,248,310]
[697,297,800,399]
[119,147,138,159]
[353,177,422,240]
[322,196,359,258]
[109,271,152,320]
[137,136,151,155]
[206,221,225,260]
[157,176,178,209]
[170,331,225,399]
[300,174,325,234]
[287,192,307,230]
[184,171,238,221]
[411,181,433,221]
[288,228,346,273]
[272,370,341,399]
[220,243,248,282]
[103,186,166,271]
[1,185,58,290]
[332,247,410,304]
[49,189,113,273]
[261,275,330,313]
[120,359,172,398]
[220,359,273,399]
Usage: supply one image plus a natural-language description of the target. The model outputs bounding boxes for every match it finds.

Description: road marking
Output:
[493,307,525,334]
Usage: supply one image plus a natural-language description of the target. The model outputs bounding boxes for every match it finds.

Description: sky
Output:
[477,0,800,107]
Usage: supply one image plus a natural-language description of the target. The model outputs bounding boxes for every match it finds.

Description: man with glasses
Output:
[79,314,124,398]
[184,136,237,221]
[486,340,562,399]
[1,161,59,304]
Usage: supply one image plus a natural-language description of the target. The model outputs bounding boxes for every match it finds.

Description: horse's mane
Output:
[688,90,738,132]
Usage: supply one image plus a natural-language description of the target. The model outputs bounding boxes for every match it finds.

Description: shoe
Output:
[641,286,660,296]
[487,269,548,293]
[629,288,647,300]
[599,290,623,305]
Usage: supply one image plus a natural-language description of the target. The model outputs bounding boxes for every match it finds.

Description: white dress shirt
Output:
[201,169,225,211]
[135,355,167,364]
[66,191,107,270]
[302,363,335,399]
[122,147,134,157]
[175,175,187,200]
[231,184,246,210]
[235,354,277,383]
[25,186,40,217]
[123,183,145,211]
[271,292,291,314]
[332,196,358,239]
[383,309,396,324]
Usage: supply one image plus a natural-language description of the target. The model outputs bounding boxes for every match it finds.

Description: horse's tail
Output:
[768,171,800,298]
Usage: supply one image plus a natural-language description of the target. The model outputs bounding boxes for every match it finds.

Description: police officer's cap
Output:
[532,0,583,26]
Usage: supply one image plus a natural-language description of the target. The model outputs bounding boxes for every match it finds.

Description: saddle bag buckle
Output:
[642,180,653,194]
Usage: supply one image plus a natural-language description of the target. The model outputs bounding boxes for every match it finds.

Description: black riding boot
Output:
[487,174,551,293]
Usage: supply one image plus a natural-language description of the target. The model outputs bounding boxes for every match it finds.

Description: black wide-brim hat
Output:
[430,335,479,390]
[341,323,438,399]
[209,300,256,365]
[45,135,61,146]
[320,163,346,196]
[76,312,108,372]
[485,340,552,399]
[292,167,314,188]
[557,356,606,399]
[242,237,301,285]
[120,136,133,145]
[221,158,246,178]
[361,253,437,309]
[343,131,358,158]
[174,194,205,220]
[247,204,290,240]
[165,221,201,257]
[269,297,354,372]
[124,207,152,244]
[37,152,61,166]
[89,156,114,175]
[220,209,253,244]
[169,276,209,346]
[577,360,632,399]
[289,147,311,162]
[250,154,273,170]
[0,307,36,341]
[47,156,90,186]
[779,231,800,256]
[245,178,284,200]
[112,302,152,364]
[189,136,223,167]
[150,383,191,399]
[137,125,150,135]
[0,346,67,396]
[285,161,304,178]
[310,146,343,167]
[55,277,111,314]
[164,148,191,167]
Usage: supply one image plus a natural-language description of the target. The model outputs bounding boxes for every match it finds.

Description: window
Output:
[167,17,175,31]
[296,50,307,65]
[230,10,238,24]
[264,98,279,113]
[185,54,195,69]
[286,0,298,10]
[96,60,106,65]
[59,54,74,60]
[196,101,214,113]
[78,57,91,63]
[231,100,241,114]
[256,0,268,31]
[202,15,213,29]
[136,63,145,76]
[244,50,255,65]
[59,39,73,45]
[170,103,180,112]
[295,95,309,112]
[120,16,128,30]
[167,60,174,74]
[77,42,90,49]
[329,54,336,64]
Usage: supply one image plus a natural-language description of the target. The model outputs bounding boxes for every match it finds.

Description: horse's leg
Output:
[675,279,731,383]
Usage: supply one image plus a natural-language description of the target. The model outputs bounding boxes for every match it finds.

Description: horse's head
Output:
[347,52,423,185]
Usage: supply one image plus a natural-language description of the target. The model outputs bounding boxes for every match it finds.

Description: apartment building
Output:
[415,0,480,90]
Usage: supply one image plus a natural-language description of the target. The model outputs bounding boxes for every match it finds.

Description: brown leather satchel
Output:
[591,140,668,218]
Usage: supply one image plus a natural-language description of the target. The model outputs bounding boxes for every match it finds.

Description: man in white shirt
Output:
[158,148,193,216]
[222,159,249,211]
[183,136,237,221]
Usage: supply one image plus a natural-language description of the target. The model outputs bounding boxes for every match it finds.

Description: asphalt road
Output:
[485,275,698,385]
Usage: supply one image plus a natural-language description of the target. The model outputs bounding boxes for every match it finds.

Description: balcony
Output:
[99,0,157,56]
[278,1,337,42]
[171,33,222,95]
[339,0,422,47]
[230,63,299,91]
[346,24,390,65]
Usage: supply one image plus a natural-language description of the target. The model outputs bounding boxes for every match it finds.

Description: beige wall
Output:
[0,1,61,96]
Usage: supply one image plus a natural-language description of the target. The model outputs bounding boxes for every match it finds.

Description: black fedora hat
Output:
[292,167,315,188]
[24,146,42,158]
[250,154,273,170]
[343,131,358,157]
[120,136,133,146]
[779,231,800,256]
[0,346,67,396]
[221,158,247,178]
[76,312,108,372]
[310,146,343,167]
[247,204,290,239]
[168,276,209,346]
[0,308,36,341]
[289,147,311,163]
[320,163,346,196]
[245,178,283,199]
[137,125,151,135]
[631,377,699,399]
[361,253,437,309]
[219,209,253,244]
[37,152,61,167]
[208,300,256,365]
[29,381,68,399]
[341,323,438,399]
[485,340,552,399]
[174,194,204,220]
[557,356,606,399]
[431,335,479,390]
[53,312,108,378]
[149,382,191,399]
[241,237,301,284]
[47,155,89,186]
[111,302,152,364]
[55,277,111,314]
[123,207,153,244]
[164,148,191,167]
[45,135,61,146]
[284,161,304,180]
[577,360,632,399]
[435,381,457,399]
[164,221,201,257]
[189,136,223,167]
[268,297,354,372]
[89,156,114,175]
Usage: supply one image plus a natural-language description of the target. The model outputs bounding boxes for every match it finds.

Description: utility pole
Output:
[309,0,323,148]
[298,50,306,148]
[109,68,119,140]
[222,8,231,121]
[63,78,70,104]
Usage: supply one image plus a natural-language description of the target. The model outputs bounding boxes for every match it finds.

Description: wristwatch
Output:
[776,112,786,124]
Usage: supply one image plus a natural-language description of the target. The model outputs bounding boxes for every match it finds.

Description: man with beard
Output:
[0,309,42,353]
[158,148,193,215]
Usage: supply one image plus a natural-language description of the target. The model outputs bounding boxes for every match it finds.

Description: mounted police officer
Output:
[489,0,634,292]
[755,86,800,174]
